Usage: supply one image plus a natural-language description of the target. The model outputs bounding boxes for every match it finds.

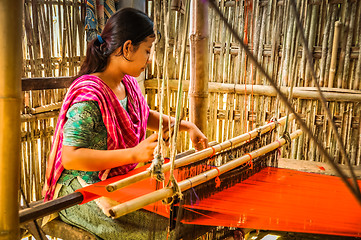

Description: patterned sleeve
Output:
[63,101,103,148]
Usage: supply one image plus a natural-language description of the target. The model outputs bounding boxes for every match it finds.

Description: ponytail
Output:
[76,36,109,77]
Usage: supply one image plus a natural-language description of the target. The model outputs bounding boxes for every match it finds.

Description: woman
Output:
[42,8,208,240]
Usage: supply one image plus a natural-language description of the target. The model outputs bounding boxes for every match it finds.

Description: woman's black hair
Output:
[76,8,154,77]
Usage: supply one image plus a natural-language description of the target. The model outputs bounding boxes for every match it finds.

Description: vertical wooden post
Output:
[189,0,209,133]
[0,0,22,239]
[328,21,341,88]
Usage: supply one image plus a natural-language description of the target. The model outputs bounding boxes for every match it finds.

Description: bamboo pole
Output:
[106,114,294,192]
[189,0,209,134]
[108,129,303,219]
[0,0,22,238]
[145,79,361,102]
[342,1,356,89]
[319,4,331,87]
[328,21,341,88]
[305,4,318,87]
[354,24,361,91]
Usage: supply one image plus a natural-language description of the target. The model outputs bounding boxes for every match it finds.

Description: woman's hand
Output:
[186,122,208,151]
[132,133,158,162]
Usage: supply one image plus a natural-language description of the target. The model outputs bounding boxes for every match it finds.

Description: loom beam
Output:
[106,114,295,192]
[108,129,303,219]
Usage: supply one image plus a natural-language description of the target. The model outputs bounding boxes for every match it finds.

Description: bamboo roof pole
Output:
[108,129,303,219]
[0,0,23,239]
[106,114,294,192]
[189,0,209,134]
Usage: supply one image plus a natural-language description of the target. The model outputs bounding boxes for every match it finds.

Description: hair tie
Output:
[97,34,104,44]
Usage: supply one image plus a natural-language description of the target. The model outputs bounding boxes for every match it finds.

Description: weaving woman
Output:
[42,8,208,239]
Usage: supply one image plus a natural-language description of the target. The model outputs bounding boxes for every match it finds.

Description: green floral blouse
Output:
[58,98,128,186]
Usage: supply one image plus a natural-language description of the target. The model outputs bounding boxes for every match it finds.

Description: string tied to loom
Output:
[214,167,221,188]
[276,140,282,163]
[207,146,216,165]
[282,130,292,151]
[187,179,200,206]
[205,164,222,188]
[227,139,235,161]
[268,117,280,129]
[246,153,253,169]
[246,132,252,143]
[149,153,165,182]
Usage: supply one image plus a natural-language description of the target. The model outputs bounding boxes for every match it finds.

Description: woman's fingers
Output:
[147,133,158,142]
[199,138,209,149]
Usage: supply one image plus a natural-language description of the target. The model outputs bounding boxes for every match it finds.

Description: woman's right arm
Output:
[61,101,157,172]
[62,133,158,171]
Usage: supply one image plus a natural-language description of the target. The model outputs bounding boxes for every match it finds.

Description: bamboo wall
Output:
[146,0,361,165]
[20,0,361,205]
[21,0,85,203]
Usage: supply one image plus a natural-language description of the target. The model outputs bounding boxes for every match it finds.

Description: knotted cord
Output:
[166,0,190,200]
[149,0,170,183]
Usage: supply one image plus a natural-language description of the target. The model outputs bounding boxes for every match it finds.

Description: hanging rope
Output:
[243,0,252,133]
[166,0,191,200]
[149,0,170,183]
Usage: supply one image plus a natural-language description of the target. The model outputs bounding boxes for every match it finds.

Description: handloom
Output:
[19,114,361,238]
[20,115,288,223]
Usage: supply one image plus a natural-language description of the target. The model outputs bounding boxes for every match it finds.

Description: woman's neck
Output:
[93,71,127,100]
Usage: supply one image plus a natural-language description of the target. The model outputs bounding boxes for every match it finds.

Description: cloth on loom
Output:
[43,74,149,201]
[182,167,361,238]
[77,166,361,238]
[85,0,116,41]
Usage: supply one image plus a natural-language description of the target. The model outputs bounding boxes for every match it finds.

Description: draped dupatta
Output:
[43,75,149,201]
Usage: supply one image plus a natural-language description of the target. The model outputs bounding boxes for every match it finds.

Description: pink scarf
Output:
[43,75,149,201]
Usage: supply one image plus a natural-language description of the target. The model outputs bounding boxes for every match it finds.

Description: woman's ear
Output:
[122,40,133,58]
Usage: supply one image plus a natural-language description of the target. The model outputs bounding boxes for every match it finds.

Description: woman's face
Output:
[126,36,155,77]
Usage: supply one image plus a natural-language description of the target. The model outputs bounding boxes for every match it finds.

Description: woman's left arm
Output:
[147,110,208,150]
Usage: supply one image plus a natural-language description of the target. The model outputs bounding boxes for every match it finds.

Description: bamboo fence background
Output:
[21,0,85,203]
[20,0,361,207]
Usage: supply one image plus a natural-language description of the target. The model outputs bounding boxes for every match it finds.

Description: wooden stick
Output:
[108,129,303,219]
[30,102,62,114]
[19,192,83,225]
[106,114,294,192]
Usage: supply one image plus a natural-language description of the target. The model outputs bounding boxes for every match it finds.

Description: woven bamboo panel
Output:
[146,0,361,166]
[21,0,85,203]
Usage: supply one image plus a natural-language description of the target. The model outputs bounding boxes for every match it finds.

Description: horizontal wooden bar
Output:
[21,111,59,123]
[19,191,83,225]
[22,77,72,91]
[145,79,361,102]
